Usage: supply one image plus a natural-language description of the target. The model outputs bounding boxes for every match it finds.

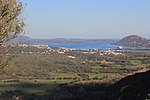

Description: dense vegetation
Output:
[0,45,150,100]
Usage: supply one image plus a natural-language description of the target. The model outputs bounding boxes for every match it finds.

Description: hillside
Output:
[11,36,116,44]
[11,36,32,43]
[61,70,150,100]
[105,70,150,100]
[113,35,150,48]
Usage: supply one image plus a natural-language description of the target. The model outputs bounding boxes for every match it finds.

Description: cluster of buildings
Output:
[16,44,124,57]
[17,44,49,49]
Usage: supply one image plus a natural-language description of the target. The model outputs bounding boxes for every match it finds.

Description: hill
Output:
[105,70,150,100]
[11,36,116,44]
[113,35,150,48]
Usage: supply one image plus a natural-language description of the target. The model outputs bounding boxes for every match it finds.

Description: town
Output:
[16,44,124,56]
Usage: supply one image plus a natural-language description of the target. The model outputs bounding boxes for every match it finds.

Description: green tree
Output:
[0,0,25,70]
[0,0,25,41]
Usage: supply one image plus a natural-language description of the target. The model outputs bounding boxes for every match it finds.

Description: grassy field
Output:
[0,80,67,94]
[0,72,119,95]
[0,80,73,100]
[86,73,119,79]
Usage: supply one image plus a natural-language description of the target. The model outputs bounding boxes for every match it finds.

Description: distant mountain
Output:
[11,36,117,44]
[113,35,150,48]
[11,36,32,43]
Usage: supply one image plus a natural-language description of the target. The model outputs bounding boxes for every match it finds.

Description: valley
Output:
[0,44,150,100]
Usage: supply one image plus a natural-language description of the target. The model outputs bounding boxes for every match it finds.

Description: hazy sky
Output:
[22,0,150,39]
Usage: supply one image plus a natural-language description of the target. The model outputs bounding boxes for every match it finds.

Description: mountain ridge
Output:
[11,36,117,44]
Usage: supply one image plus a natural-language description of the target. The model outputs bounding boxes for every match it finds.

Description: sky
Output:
[21,0,150,39]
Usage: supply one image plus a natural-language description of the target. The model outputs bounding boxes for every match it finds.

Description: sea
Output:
[48,42,122,49]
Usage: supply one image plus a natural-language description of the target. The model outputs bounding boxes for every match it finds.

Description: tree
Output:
[0,0,25,41]
[0,0,25,70]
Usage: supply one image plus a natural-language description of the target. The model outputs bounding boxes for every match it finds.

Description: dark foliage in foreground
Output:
[0,71,150,100]
[105,70,150,100]
[57,70,150,100]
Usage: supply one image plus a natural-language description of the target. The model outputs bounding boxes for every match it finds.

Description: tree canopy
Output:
[0,0,25,70]
[0,0,25,42]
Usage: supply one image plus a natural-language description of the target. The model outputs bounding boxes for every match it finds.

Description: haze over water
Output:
[48,42,120,49]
